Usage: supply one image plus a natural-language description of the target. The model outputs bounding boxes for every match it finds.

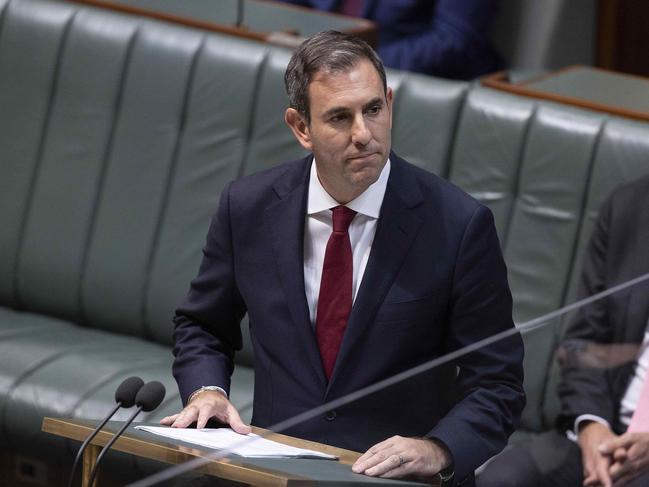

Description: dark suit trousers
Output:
[477,430,649,487]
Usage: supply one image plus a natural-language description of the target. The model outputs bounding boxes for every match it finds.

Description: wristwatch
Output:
[188,385,226,403]
[436,464,454,486]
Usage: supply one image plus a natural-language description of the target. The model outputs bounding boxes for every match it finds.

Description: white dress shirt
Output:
[303,158,390,326]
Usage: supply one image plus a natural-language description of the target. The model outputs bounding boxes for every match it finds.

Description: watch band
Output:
[436,464,454,486]
[188,385,227,403]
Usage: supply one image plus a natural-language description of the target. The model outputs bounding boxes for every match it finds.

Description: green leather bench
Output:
[1,0,649,481]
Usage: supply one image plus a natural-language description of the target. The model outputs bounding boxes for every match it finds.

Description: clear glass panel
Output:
[120,271,649,487]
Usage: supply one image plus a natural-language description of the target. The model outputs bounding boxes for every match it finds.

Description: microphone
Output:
[87,381,166,487]
[67,376,144,487]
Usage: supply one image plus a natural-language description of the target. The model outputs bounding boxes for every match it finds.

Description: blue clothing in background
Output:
[279,0,502,79]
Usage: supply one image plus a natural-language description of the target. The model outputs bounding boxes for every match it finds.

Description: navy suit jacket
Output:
[279,0,502,78]
[172,153,525,483]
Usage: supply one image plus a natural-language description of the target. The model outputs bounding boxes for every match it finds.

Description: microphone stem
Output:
[67,402,122,487]
[88,406,142,487]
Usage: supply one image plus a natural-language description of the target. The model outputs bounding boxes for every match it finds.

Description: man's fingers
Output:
[600,434,634,454]
[353,446,382,468]
[378,464,410,479]
[171,405,199,428]
[196,406,214,430]
[365,454,403,477]
[352,437,399,473]
[584,472,599,486]
[159,414,179,425]
[227,405,251,435]
[596,458,613,487]
[612,447,628,463]
[609,460,630,482]
[353,450,389,473]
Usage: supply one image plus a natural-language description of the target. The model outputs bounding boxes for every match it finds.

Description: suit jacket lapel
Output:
[327,155,424,390]
[265,157,327,387]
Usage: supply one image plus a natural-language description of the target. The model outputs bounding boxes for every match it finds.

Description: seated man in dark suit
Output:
[161,30,524,486]
[478,175,649,487]
[278,0,502,79]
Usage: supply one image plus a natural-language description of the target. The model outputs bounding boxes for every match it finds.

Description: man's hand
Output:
[578,421,617,487]
[159,390,251,434]
[351,436,451,480]
[599,432,649,487]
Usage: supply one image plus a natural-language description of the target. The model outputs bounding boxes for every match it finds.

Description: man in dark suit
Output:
[278,0,502,79]
[478,176,649,487]
[162,31,524,485]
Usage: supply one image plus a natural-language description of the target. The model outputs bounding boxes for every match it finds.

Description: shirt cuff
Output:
[188,386,228,403]
[566,414,611,442]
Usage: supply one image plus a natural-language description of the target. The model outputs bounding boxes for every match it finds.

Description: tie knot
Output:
[331,205,357,233]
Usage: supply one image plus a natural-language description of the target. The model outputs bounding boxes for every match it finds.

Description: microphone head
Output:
[114,376,145,407]
[135,381,166,412]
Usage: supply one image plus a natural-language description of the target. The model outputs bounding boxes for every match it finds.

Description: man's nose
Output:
[351,115,371,146]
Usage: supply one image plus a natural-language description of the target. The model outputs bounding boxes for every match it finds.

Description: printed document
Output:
[135,426,337,459]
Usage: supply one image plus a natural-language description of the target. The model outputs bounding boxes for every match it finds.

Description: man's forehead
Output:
[310,59,381,86]
[307,61,385,108]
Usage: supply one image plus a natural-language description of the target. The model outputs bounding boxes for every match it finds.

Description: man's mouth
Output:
[348,152,377,161]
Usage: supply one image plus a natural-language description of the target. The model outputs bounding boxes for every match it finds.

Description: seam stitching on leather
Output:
[0,0,9,40]
[68,357,170,418]
[238,48,270,178]
[140,34,207,342]
[78,25,141,329]
[443,83,470,180]
[558,116,608,314]
[11,9,77,311]
[502,101,537,252]
[0,337,109,446]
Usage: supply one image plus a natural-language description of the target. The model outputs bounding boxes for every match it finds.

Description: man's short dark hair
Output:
[284,30,387,123]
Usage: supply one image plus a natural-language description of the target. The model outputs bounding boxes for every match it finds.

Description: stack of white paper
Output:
[135,426,337,460]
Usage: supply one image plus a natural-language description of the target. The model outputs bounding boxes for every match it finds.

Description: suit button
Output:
[325,410,337,421]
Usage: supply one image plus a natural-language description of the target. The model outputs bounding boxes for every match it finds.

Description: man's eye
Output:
[330,114,348,123]
[365,106,381,115]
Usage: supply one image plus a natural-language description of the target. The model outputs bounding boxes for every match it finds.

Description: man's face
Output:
[285,59,393,203]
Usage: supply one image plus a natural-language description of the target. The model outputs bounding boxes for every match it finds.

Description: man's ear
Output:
[285,108,313,151]
[386,86,393,129]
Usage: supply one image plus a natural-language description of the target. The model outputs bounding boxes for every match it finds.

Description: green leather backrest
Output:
[0,0,78,311]
[0,0,264,348]
[449,88,535,239]
[144,34,271,345]
[447,86,645,431]
[390,71,467,176]
[541,117,649,428]
[242,49,306,176]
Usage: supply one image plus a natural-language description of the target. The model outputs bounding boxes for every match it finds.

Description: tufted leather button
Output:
[325,410,337,421]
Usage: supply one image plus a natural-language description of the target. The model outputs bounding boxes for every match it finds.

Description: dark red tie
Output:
[316,205,357,380]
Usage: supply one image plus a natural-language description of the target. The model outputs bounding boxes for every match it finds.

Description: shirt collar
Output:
[307,158,391,219]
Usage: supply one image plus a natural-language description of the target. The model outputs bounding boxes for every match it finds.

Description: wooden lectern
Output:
[43,417,435,486]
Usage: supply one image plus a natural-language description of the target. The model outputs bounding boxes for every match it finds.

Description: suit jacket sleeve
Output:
[556,194,616,429]
[172,182,247,405]
[426,204,525,481]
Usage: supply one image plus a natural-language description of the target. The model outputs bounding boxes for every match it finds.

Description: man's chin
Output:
[349,169,381,191]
